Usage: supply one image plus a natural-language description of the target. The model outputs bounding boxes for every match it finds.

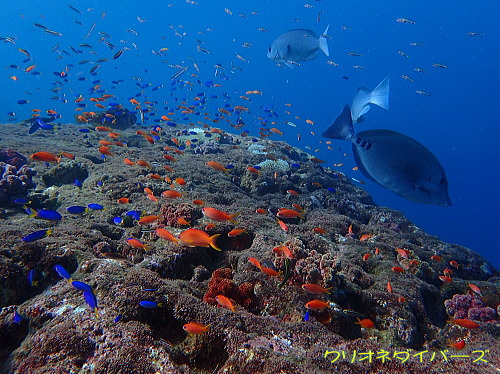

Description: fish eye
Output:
[268,47,271,52]
[439,177,447,185]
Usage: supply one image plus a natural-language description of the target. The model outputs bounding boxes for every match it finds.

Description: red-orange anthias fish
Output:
[205,161,231,173]
[305,300,330,310]
[215,295,236,312]
[202,207,240,223]
[356,318,375,329]
[302,284,332,295]
[30,152,60,163]
[276,208,304,219]
[155,228,178,244]
[248,257,261,269]
[447,317,479,329]
[178,228,221,251]
[183,322,211,335]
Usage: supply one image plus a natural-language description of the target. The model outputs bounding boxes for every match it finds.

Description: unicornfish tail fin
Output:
[369,76,390,110]
[319,25,330,57]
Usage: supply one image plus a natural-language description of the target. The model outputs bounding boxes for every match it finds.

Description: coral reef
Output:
[445,293,498,321]
[203,267,259,313]
[0,150,36,204]
[0,123,498,374]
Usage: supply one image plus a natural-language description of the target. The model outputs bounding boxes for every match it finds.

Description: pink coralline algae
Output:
[444,293,498,322]
[0,150,36,203]
[160,202,201,227]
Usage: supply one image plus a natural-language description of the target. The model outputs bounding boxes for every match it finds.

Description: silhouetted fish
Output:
[322,105,451,206]
[267,26,329,67]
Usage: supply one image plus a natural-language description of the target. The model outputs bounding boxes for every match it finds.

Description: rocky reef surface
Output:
[0,121,498,374]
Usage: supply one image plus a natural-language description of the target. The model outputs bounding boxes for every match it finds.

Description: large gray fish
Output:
[267,26,329,67]
[351,76,390,124]
[322,105,451,207]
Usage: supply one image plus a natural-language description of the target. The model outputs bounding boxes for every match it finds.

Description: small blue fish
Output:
[83,290,98,316]
[12,309,22,324]
[74,179,82,188]
[66,205,86,214]
[54,264,71,280]
[17,99,29,105]
[30,209,62,221]
[14,198,30,205]
[304,311,310,322]
[22,229,52,242]
[113,216,123,225]
[28,269,40,286]
[71,281,93,292]
[87,203,104,210]
[139,300,162,309]
[79,128,90,133]
[126,210,142,220]
[114,314,122,323]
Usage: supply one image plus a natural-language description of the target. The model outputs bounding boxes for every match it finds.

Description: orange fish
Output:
[163,155,177,162]
[95,126,111,132]
[261,267,281,277]
[362,253,371,261]
[183,322,211,335]
[430,255,442,262]
[117,197,130,204]
[468,283,482,296]
[443,268,453,276]
[127,238,149,250]
[177,218,191,226]
[248,257,261,269]
[302,284,332,295]
[98,140,113,146]
[138,215,160,225]
[447,340,466,350]
[205,161,230,173]
[178,228,221,251]
[192,199,205,206]
[175,178,186,185]
[30,152,60,163]
[269,128,283,136]
[205,223,216,231]
[146,194,158,202]
[25,65,36,73]
[277,219,288,232]
[228,228,246,237]
[395,248,411,258]
[359,234,372,241]
[255,208,267,214]
[439,275,452,283]
[312,228,326,234]
[398,296,406,303]
[392,266,405,273]
[215,295,236,312]
[449,260,459,268]
[247,166,260,174]
[98,147,113,156]
[58,152,75,160]
[202,207,240,223]
[305,300,330,310]
[136,160,151,168]
[286,189,299,196]
[356,318,375,329]
[447,317,479,329]
[387,281,393,293]
[276,209,304,219]
[161,190,183,199]
[155,228,178,244]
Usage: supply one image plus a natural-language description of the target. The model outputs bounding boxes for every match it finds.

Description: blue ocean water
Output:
[0,1,498,267]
